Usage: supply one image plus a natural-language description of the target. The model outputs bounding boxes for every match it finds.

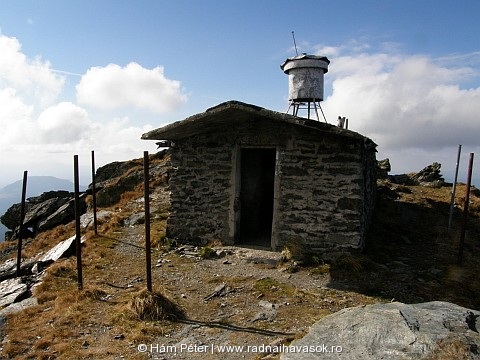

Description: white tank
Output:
[281,54,330,102]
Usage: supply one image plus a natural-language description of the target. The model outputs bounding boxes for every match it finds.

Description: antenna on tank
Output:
[291,31,298,56]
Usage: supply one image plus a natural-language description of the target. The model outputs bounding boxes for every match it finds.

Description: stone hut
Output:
[142,100,377,259]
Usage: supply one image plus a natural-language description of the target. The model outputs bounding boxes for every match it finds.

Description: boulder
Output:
[388,162,445,188]
[413,162,445,187]
[27,190,72,204]
[281,301,480,360]
[80,210,113,229]
[1,191,73,231]
[376,158,391,179]
[37,195,87,232]
[94,159,142,183]
[1,192,86,240]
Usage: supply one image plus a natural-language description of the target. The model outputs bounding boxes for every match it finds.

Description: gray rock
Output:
[251,308,277,323]
[1,191,87,240]
[0,297,38,315]
[0,277,28,308]
[376,158,391,179]
[414,162,444,185]
[281,301,480,360]
[0,258,36,282]
[122,213,145,227]
[27,190,72,204]
[0,258,16,277]
[80,210,113,229]
[33,234,85,273]
[36,198,77,232]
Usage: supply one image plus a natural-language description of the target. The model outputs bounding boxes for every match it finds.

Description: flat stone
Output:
[0,277,28,308]
[0,297,38,315]
[33,235,86,273]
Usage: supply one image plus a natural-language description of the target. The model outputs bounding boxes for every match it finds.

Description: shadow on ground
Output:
[327,183,480,310]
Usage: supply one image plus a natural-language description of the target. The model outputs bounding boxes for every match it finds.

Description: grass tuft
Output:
[129,288,185,321]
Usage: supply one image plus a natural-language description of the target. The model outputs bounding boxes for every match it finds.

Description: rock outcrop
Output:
[281,301,480,360]
[413,162,445,187]
[0,234,86,314]
[376,158,391,179]
[93,149,169,207]
[389,162,445,188]
[0,191,86,241]
[0,151,170,241]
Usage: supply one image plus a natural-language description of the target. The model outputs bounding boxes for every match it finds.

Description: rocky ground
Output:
[78,185,380,360]
[1,157,480,359]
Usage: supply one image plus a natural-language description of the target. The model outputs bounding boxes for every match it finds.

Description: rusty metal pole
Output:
[144,151,152,292]
[91,150,98,235]
[74,155,83,289]
[458,152,474,266]
[448,145,462,232]
[16,171,28,277]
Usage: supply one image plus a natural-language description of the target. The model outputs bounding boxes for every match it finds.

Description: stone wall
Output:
[167,140,234,245]
[274,130,372,257]
[165,117,376,258]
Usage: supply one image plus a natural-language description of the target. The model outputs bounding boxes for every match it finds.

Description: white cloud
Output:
[76,62,187,114]
[37,102,94,144]
[0,34,64,106]
[0,88,34,148]
[0,34,163,187]
[319,44,480,168]
[311,42,480,180]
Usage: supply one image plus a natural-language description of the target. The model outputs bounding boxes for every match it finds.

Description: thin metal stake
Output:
[74,155,83,289]
[448,144,462,232]
[16,171,28,277]
[458,152,474,266]
[91,150,98,235]
[144,151,152,292]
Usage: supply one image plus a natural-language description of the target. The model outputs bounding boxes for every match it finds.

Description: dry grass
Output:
[425,335,478,360]
[128,288,185,321]
[21,224,74,258]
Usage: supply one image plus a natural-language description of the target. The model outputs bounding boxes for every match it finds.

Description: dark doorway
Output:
[239,148,276,247]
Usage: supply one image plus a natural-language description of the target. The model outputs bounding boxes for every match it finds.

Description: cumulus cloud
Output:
[319,44,480,153]
[0,34,64,106]
[0,88,34,147]
[76,62,187,114]
[0,34,164,186]
[37,102,94,144]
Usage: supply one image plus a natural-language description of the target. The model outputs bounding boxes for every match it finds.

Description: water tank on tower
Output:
[280,54,330,121]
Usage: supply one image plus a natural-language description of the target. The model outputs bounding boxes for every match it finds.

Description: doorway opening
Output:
[238,148,276,247]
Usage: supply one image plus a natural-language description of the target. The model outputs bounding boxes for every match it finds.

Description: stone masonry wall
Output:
[167,139,234,245]
[165,117,376,258]
[274,130,368,257]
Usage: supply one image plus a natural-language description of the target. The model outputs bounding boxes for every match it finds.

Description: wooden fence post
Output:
[458,153,474,266]
[16,171,28,277]
[144,151,152,292]
[74,155,83,289]
[91,150,98,235]
[448,145,462,231]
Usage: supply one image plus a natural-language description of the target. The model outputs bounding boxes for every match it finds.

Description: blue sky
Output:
[0,0,479,187]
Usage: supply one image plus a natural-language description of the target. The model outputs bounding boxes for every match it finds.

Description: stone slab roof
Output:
[141,100,376,146]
